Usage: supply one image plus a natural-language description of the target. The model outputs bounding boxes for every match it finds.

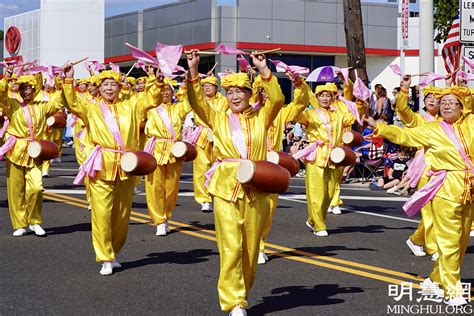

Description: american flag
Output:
[441,15,461,78]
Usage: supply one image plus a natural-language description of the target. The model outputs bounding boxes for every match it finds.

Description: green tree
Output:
[0,30,3,40]
[434,0,459,43]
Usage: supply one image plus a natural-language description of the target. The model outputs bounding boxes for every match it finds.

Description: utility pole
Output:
[419,0,434,74]
[343,0,369,85]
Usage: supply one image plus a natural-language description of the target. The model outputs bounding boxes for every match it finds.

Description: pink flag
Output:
[215,44,248,55]
[174,65,186,73]
[125,42,159,68]
[217,72,229,79]
[389,64,402,76]
[462,56,474,70]
[109,62,120,73]
[338,96,363,125]
[269,59,309,80]
[155,42,183,77]
[419,72,445,87]
[134,60,147,72]
[0,60,18,68]
[333,67,350,85]
[89,60,106,73]
[353,78,371,101]
[25,65,48,75]
[458,70,474,81]
[237,55,251,72]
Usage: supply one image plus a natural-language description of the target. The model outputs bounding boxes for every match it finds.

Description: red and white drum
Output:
[46,112,67,128]
[120,151,157,175]
[267,151,300,177]
[171,141,197,162]
[236,160,290,194]
[342,131,364,148]
[27,140,60,161]
[330,146,356,166]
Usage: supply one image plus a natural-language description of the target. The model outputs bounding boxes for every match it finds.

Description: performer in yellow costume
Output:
[192,75,228,212]
[0,69,64,237]
[62,65,163,276]
[392,82,443,261]
[144,78,191,236]
[366,80,473,306]
[187,50,299,315]
[293,81,364,236]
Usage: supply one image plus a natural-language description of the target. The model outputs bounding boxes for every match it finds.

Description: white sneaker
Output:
[229,305,247,316]
[201,202,211,212]
[331,205,342,215]
[444,296,468,306]
[327,206,333,213]
[431,252,439,262]
[99,262,113,276]
[305,221,314,232]
[88,204,91,212]
[421,278,444,298]
[470,230,474,237]
[112,259,121,268]
[42,171,49,178]
[314,230,329,237]
[165,221,171,233]
[29,224,46,236]
[406,239,426,257]
[12,228,27,237]
[386,186,398,194]
[156,223,167,236]
[133,187,140,195]
[258,251,268,265]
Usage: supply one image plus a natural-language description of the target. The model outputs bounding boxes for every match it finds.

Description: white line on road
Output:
[281,194,409,202]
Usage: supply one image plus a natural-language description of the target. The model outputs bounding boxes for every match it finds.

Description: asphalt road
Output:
[0,148,472,315]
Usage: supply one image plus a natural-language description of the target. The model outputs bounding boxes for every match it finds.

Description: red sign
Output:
[5,26,21,54]
[401,0,409,48]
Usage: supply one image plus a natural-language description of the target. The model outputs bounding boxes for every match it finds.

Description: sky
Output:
[0,0,179,28]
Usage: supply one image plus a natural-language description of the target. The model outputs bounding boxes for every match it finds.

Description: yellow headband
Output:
[201,76,218,87]
[422,86,443,99]
[98,70,121,85]
[136,76,148,83]
[439,86,470,108]
[221,73,252,91]
[315,82,337,95]
[163,77,178,87]
[17,75,36,87]
[126,77,136,85]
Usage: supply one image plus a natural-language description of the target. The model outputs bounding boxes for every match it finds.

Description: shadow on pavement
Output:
[329,225,414,235]
[248,284,364,314]
[46,222,91,235]
[119,248,218,271]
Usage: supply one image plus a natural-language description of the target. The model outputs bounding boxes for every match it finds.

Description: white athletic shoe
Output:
[133,187,140,195]
[112,259,121,269]
[386,186,398,194]
[12,228,27,237]
[406,239,426,257]
[229,305,247,316]
[42,171,49,178]
[258,251,268,265]
[29,224,46,236]
[444,296,468,306]
[165,221,171,233]
[314,230,329,237]
[421,278,444,298]
[430,252,439,262]
[305,221,314,232]
[201,202,211,212]
[470,230,474,237]
[156,223,167,236]
[99,262,113,276]
[327,206,333,213]
[331,206,342,215]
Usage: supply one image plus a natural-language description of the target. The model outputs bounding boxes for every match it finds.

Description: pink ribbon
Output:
[353,78,371,101]
[0,117,10,138]
[228,112,247,159]
[292,140,323,161]
[338,96,363,125]
[69,115,79,128]
[143,136,175,155]
[403,170,447,217]
[419,73,446,87]
[215,44,248,55]
[21,102,35,140]
[204,158,242,187]
[440,121,474,171]
[125,42,160,68]
[155,42,183,77]
[421,111,436,122]
[187,125,203,146]
[98,101,125,150]
[156,105,176,140]
[0,136,17,160]
[74,145,122,185]
[315,109,333,144]
[406,149,427,188]
[251,102,260,112]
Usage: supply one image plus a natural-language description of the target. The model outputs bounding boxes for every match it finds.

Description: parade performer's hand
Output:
[445,75,453,87]
[5,65,13,79]
[155,67,164,84]
[250,51,270,78]
[400,75,411,91]
[186,49,200,80]
[363,115,377,129]
[286,71,301,83]
[63,62,74,79]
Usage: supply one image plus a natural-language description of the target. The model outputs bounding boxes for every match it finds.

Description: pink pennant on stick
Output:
[462,56,474,70]
[109,62,120,73]
[215,44,249,55]
[458,70,474,81]
[353,78,371,101]
[419,72,446,87]
[237,55,251,72]
[269,59,309,80]
[0,60,18,68]
[25,65,48,74]
[89,60,106,73]
[125,42,160,68]
[389,64,402,76]
[155,42,183,77]
[333,67,350,85]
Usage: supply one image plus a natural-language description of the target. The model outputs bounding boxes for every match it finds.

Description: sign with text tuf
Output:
[461,0,474,43]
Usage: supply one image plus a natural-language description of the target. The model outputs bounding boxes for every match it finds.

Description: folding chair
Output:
[354,141,385,183]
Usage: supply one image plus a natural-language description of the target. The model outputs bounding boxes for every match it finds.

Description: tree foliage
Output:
[434,0,459,43]
[0,30,3,41]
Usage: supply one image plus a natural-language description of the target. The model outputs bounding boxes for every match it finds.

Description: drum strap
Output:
[228,112,247,159]
[315,108,332,144]
[21,102,35,140]
[156,105,176,140]
[204,158,242,187]
[422,111,436,122]
[99,101,125,150]
[74,145,123,185]
[405,148,426,188]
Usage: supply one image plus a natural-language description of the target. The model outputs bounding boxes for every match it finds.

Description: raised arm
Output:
[395,76,424,128]
[186,51,213,127]
[43,89,66,117]
[62,65,88,120]
[284,79,311,123]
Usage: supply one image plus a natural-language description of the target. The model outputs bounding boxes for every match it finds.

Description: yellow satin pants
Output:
[41,160,50,174]
[89,176,136,262]
[49,127,64,157]
[409,177,438,255]
[306,163,338,232]
[193,143,213,204]
[6,160,43,229]
[145,161,183,225]
[259,194,278,252]
[429,196,472,297]
[214,195,270,312]
[330,167,343,207]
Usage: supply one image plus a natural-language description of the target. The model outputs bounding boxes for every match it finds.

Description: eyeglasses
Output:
[440,101,460,106]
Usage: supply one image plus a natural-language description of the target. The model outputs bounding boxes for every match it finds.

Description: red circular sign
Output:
[5,26,21,54]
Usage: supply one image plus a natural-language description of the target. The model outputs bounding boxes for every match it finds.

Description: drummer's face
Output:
[19,84,35,102]
[163,85,174,103]
[88,84,100,97]
[203,83,217,98]
[439,94,462,124]
[136,80,146,92]
[226,87,252,113]
[78,83,88,93]
[10,80,19,92]
[317,91,332,108]
[424,93,439,116]
[100,79,121,102]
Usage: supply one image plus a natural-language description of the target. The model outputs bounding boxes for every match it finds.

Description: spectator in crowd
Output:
[369,147,411,191]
